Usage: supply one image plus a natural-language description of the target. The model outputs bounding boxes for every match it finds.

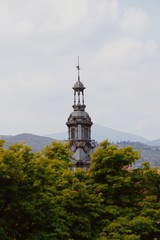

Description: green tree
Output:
[0,141,33,239]
[88,140,160,239]
[88,140,140,207]
[0,140,101,239]
[57,168,103,240]
[0,139,160,239]
[0,141,71,239]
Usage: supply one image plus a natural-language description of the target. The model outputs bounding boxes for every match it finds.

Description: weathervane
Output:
[76,56,80,81]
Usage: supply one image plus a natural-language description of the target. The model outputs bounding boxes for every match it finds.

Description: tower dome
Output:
[73,80,85,90]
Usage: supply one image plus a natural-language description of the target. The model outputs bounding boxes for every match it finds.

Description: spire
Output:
[66,60,95,170]
[73,57,85,110]
[76,56,80,82]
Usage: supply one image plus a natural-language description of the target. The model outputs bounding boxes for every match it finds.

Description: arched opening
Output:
[84,127,89,139]
[71,128,75,139]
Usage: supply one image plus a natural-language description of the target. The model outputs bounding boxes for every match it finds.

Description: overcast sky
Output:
[0,0,160,140]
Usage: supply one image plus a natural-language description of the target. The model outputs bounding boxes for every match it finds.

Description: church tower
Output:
[66,59,95,169]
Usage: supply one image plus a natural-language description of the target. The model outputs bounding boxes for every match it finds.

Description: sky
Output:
[0,0,160,140]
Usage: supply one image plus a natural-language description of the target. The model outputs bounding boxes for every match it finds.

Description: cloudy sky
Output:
[0,0,160,140]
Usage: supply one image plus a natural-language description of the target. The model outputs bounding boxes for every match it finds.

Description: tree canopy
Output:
[0,140,160,239]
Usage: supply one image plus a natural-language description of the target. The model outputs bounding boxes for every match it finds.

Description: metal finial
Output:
[76,56,80,81]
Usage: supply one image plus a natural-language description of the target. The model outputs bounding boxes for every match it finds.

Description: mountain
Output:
[117,141,160,168]
[147,139,160,147]
[47,124,148,143]
[48,131,68,141]
[0,133,54,152]
[0,131,159,168]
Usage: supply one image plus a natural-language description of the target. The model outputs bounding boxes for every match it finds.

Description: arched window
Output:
[84,127,88,139]
[71,128,75,139]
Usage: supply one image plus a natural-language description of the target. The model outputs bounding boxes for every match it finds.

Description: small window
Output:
[71,128,75,139]
[84,128,88,139]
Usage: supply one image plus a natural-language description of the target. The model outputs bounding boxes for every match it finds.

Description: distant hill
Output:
[117,141,160,169]
[147,139,160,147]
[0,133,54,152]
[47,124,148,143]
[0,131,159,168]
[46,125,160,168]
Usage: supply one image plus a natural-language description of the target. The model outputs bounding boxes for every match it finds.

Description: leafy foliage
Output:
[0,140,160,239]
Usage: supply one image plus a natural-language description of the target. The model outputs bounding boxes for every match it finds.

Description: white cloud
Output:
[93,38,158,67]
[120,7,149,37]
[0,0,119,38]
[0,0,159,139]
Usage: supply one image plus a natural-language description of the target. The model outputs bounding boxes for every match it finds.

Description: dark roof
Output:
[73,80,85,90]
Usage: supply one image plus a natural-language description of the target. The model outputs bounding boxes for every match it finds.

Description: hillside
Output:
[47,124,149,143]
[117,141,160,168]
[0,133,54,152]
[0,127,159,168]
[147,139,160,146]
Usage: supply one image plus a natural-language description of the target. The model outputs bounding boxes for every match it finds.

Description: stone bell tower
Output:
[66,58,95,169]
